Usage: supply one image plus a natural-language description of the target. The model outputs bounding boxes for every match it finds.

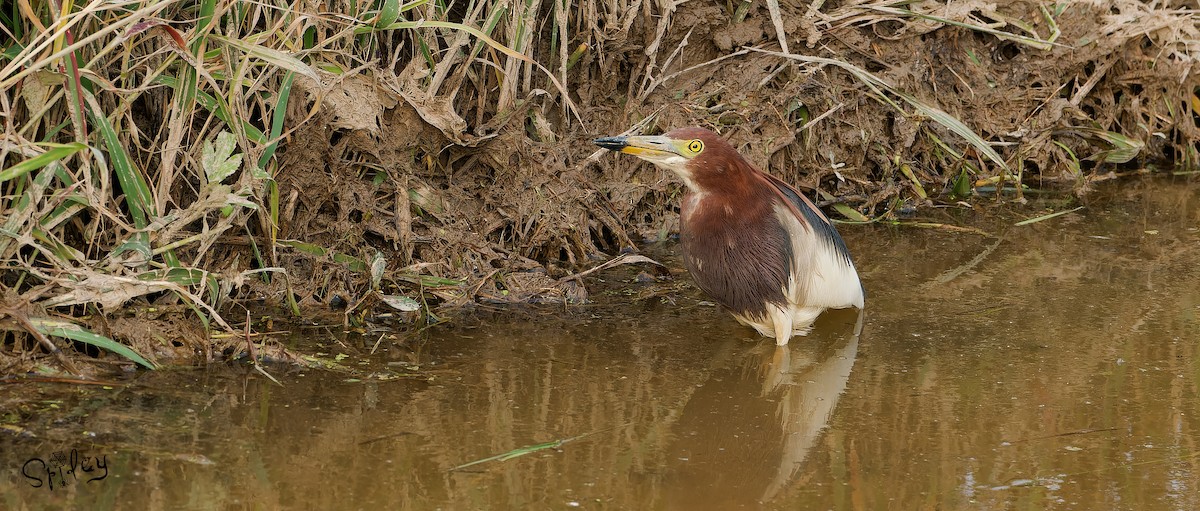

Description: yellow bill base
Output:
[620,146,670,157]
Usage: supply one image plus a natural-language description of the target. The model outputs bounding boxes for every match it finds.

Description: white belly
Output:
[734,205,863,344]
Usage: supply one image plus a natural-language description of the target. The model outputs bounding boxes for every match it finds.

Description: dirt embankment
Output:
[269,0,1198,307]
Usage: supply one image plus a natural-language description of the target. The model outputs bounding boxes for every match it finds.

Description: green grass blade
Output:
[376,0,402,27]
[449,427,612,471]
[40,196,88,230]
[894,90,1008,171]
[84,89,180,267]
[898,163,928,199]
[257,72,295,170]
[395,273,463,287]
[0,142,87,183]
[197,0,217,32]
[62,31,89,143]
[0,164,57,258]
[279,239,328,256]
[1014,206,1084,226]
[279,240,368,271]
[832,203,870,222]
[210,34,319,80]
[84,92,153,230]
[1089,129,1144,164]
[27,317,156,370]
[398,0,431,12]
[269,178,279,241]
[359,20,532,63]
[467,4,508,63]
[451,440,564,471]
[139,268,220,303]
[138,267,214,287]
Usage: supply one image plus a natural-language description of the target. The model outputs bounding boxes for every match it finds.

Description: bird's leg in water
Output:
[769,304,793,346]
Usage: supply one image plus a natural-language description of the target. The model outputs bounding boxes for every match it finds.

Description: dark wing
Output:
[757,172,855,268]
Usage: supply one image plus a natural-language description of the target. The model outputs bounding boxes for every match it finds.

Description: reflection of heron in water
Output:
[663,310,863,509]
[760,309,863,502]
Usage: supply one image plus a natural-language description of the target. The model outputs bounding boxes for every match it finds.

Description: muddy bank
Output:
[267,0,1198,309]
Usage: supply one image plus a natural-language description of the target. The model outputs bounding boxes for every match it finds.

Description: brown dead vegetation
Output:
[269,0,1198,306]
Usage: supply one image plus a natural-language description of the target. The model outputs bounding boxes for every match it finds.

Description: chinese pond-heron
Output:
[595,126,864,345]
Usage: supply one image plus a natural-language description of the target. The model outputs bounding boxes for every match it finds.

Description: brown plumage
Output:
[595,126,863,345]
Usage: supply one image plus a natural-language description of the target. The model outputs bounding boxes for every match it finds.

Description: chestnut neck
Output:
[683,157,776,229]
[677,156,793,315]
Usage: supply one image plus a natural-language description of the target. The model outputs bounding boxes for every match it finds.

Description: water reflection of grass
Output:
[799,181,1200,509]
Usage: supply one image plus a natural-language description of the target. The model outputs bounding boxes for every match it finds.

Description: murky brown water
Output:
[4,179,1200,510]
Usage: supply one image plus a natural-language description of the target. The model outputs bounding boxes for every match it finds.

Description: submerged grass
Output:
[449,426,616,471]
[1013,206,1085,226]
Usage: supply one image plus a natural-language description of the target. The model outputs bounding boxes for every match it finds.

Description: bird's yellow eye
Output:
[687,140,704,154]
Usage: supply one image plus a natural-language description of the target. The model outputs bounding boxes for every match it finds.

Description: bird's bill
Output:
[593,135,679,159]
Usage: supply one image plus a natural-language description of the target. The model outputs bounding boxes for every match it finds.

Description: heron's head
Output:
[594,126,747,192]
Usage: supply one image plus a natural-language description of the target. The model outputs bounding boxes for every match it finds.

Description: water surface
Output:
[3,179,1199,510]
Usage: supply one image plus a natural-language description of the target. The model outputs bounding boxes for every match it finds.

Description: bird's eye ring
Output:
[687,140,704,153]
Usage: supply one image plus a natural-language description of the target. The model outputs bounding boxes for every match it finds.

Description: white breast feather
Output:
[734,206,864,345]
[776,205,864,310]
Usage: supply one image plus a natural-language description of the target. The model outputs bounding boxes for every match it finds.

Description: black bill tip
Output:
[593,136,628,151]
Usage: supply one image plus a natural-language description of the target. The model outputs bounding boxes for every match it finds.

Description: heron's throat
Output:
[649,157,700,192]
[677,157,756,198]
